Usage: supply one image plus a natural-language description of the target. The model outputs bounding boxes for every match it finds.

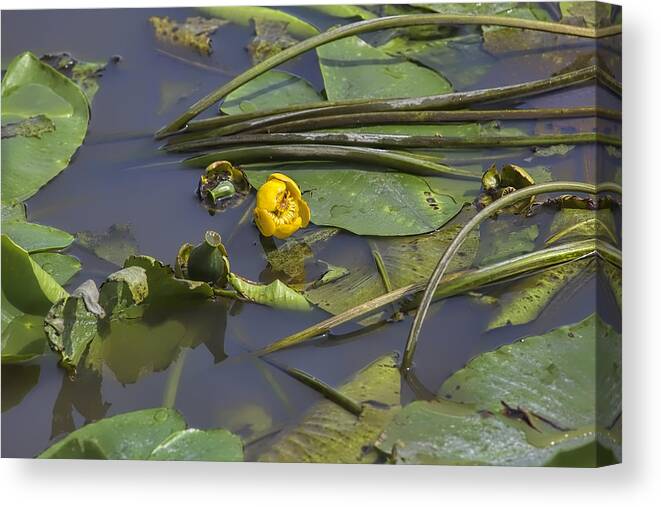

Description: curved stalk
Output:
[184,145,482,179]
[157,15,620,136]
[401,181,623,371]
[171,66,604,140]
[258,239,619,356]
[166,132,621,153]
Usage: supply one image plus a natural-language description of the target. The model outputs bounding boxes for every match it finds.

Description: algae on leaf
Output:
[149,16,229,55]
[248,18,299,64]
[1,52,90,204]
[259,354,401,463]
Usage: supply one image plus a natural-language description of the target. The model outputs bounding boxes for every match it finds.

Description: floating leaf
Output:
[148,428,243,462]
[304,212,479,315]
[31,252,81,286]
[39,408,187,459]
[40,52,109,102]
[1,52,90,204]
[379,34,496,90]
[228,273,311,311]
[307,4,376,20]
[476,219,539,266]
[149,16,229,55]
[244,164,480,236]
[1,221,73,253]
[487,257,596,331]
[199,6,319,38]
[442,314,621,431]
[317,35,452,101]
[545,209,618,246]
[2,235,67,363]
[377,315,620,466]
[376,400,604,466]
[259,354,401,463]
[221,70,322,115]
[533,144,575,157]
[75,224,138,266]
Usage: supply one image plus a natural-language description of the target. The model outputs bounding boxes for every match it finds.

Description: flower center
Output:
[270,191,299,225]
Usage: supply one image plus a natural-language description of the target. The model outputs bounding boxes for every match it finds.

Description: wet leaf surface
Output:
[259,353,400,463]
[30,253,81,286]
[1,52,90,204]
[149,428,243,461]
[377,315,621,465]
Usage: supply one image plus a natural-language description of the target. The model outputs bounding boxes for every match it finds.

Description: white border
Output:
[2,1,660,505]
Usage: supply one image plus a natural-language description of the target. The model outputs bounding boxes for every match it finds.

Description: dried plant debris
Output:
[247,18,298,64]
[40,52,112,102]
[149,16,229,55]
[1,115,55,140]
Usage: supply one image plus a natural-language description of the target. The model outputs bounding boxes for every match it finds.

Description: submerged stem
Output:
[401,181,623,371]
[167,132,620,153]
[162,349,187,409]
[157,14,620,136]
[184,144,482,179]
[258,239,619,356]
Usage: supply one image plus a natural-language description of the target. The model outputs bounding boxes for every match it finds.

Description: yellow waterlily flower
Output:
[253,173,310,239]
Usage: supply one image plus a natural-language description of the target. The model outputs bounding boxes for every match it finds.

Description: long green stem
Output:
[170,66,607,141]
[173,67,619,138]
[184,145,482,179]
[157,15,620,136]
[258,239,618,356]
[250,108,622,134]
[166,132,620,153]
[401,181,623,371]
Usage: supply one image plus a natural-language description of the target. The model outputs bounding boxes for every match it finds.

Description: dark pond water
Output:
[2,5,621,459]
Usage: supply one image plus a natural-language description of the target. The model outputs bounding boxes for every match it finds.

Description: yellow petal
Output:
[269,172,302,201]
[273,217,302,239]
[254,208,276,237]
[298,197,311,227]
[256,179,286,212]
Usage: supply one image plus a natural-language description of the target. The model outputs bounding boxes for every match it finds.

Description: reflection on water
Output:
[1,5,621,459]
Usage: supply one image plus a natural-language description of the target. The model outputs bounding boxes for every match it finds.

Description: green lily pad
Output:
[259,353,401,463]
[31,252,81,286]
[476,219,539,266]
[199,6,318,38]
[442,314,621,431]
[39,408,187,459]
[379,34,496,90]
[2,235,67,363]
[317,35,452,101]
[244,164,480,236]
[1,221,74,253]
[304,211,479,316]
[377,315,620,466]
[1,52,90,205]
[487,257,596,331]
[148,428,244,462]
[545,209,618,246]
[228,273,311,312]
[307,5,376,20]
[221,70,322,115]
